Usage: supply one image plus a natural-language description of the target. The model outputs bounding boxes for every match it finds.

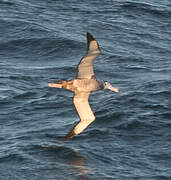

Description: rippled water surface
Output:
[0,0,171,179]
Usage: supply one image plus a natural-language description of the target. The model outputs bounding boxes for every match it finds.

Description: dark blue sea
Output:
[0,0,171,179]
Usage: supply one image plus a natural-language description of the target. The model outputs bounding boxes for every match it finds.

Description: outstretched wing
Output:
[76,32,100,79]
[61,92,95,141]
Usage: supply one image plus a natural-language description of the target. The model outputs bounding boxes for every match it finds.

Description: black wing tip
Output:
[87,32,95,41]
[61,130,76,141]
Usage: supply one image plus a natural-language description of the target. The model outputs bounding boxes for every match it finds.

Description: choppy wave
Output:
[0,0,171,179]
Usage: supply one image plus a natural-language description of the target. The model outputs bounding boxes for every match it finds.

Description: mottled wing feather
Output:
[76,32,100,79]
[62,92,95,141]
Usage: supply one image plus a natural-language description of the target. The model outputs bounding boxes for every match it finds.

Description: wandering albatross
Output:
[48,32,119,141]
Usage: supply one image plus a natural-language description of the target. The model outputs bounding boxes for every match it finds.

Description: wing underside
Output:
[62,92,95,141]
[76,32,100,79]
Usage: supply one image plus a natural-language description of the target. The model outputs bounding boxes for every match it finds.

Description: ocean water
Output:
[0,0,171,179]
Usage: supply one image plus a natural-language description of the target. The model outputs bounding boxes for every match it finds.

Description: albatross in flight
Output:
[48,32,119,141]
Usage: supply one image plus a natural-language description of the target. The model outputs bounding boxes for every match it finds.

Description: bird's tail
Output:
[48,81,63,88]
[48,80,68,88]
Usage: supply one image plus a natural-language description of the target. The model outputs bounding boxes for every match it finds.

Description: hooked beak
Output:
[108,86,119,93]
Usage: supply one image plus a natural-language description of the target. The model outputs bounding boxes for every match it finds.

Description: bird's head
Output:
[103,81,119,93]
